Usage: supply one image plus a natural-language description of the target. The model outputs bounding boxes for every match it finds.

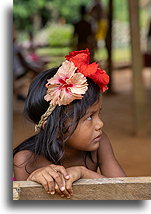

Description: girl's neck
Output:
[62,145,83,164]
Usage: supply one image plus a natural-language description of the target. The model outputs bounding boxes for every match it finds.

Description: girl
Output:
[13,49,126,199]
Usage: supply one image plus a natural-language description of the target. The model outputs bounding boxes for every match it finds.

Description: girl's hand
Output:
[54,173,73,199]
[64,166,84,195]
[27,164,70,197]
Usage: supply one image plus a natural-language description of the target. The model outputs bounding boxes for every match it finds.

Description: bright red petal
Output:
[89,69,109,85]
[99,84,108,92]
[78,62,98,76]
[65,48,90,65]
[65,48,110,93]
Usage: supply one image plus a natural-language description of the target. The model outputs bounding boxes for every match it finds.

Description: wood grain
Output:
[13,177,151,200]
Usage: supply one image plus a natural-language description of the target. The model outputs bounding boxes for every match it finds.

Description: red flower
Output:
[89,68,109,92]
[65,48,90,64]
[66,48,98,76]
[65,48,109,92]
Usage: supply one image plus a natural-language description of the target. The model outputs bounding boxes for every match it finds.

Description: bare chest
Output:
[29,151,98,173]
[62,151,98,172]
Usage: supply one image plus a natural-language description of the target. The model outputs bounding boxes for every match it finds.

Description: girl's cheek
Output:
[84,121,93,129]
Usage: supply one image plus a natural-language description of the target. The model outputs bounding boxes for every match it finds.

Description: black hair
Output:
[13,67,101,167]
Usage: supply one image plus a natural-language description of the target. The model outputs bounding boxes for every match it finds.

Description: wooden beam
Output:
[13,177,151,200]
[106,0,113,92]
[128,0,146,135]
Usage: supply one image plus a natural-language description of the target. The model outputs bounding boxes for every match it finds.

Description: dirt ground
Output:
[13,68,150,177]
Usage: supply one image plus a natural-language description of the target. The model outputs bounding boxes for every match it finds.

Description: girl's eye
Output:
[86,114,93,121]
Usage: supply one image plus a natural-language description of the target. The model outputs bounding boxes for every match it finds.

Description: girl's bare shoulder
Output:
[13,150,52,180]
[14,150,51,169]
[13,150,34,166]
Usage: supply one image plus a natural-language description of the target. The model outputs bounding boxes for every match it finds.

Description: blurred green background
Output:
[13,0,150,68]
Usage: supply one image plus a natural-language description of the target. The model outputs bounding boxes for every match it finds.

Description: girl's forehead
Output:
[86,98,102,113]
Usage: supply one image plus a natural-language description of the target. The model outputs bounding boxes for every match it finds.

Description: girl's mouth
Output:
[92,132,102,143]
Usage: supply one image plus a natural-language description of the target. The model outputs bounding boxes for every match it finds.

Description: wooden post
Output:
[128,0,146,135]
[13,177,151,200]
[106,0,113,93]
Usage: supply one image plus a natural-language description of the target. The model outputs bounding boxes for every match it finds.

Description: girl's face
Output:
[66,99,103,152]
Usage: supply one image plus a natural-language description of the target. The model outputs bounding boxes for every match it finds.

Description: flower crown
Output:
[35,48,109,131]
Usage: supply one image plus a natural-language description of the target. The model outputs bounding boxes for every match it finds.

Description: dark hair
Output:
[13,67,101,166]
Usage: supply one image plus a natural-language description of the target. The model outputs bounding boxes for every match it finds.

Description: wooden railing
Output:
[13,177,151,200]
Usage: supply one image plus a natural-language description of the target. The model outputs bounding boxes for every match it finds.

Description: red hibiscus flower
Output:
[65,48,109,92]
[66,48,98,76]
[65,48,90,64]
[89,68,109,92]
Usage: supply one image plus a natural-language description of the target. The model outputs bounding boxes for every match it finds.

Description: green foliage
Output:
[47,24,73,46]
[48,0,91,23]
[13,0,50,31]
[13,0,133,32]
[113,0,128,21]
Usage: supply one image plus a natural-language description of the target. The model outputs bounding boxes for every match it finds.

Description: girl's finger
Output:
[59,186,71,199]
[27,172,55,194]
[65,179,73,196]
[29,174,49,193]
[58,173,71,199]
[54,174,71,199]
[41,174,50,193]
[46,166,65,191]
[55,183,65,198]
[42,172,55,194]
[51,165,70,180]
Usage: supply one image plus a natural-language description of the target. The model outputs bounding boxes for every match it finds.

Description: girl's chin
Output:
[86,141,100,151]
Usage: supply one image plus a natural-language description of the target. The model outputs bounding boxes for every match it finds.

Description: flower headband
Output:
[35,48,109,131]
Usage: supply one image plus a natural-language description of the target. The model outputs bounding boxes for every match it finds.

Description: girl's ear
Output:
[42,121,47,129]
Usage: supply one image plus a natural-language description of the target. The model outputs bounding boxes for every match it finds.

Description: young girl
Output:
[13,49,126,199]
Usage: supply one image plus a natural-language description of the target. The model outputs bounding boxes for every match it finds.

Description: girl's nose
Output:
[95,118,104,131]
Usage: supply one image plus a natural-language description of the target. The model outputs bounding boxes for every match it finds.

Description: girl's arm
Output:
[97,132,126,177]
[65,133,126,191]
[66,132,126,182]
[68,132,126,180]
[13,150,71,198]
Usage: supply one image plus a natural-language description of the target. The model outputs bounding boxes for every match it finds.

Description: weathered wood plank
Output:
[128,0,146,136]
[13,182,20,200]
[13,177,151,200]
